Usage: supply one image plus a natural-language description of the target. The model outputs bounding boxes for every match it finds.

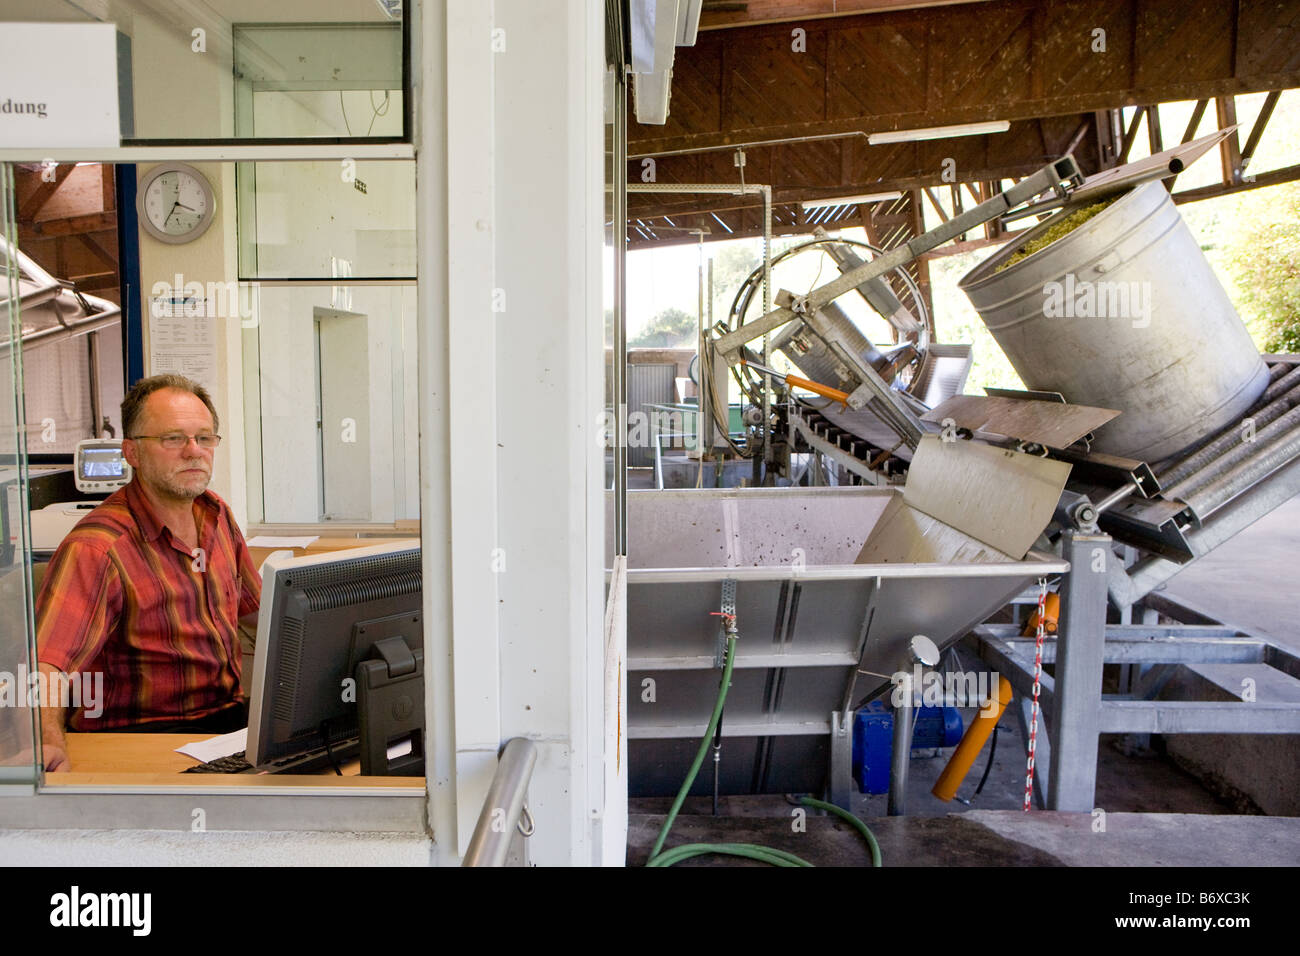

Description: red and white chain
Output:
[1023,577,1049,811]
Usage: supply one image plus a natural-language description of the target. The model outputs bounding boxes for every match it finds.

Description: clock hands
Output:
[163,201,198,231]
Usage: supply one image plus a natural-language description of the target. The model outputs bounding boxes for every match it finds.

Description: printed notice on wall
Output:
[149,308,217,397]
[0,23,120,148]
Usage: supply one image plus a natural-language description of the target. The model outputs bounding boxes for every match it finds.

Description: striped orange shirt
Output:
[35,479,260,731]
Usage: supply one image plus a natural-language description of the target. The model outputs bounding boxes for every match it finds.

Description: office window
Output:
[0,1,407,143]
[243,282,418,525]
[0,2,429,836]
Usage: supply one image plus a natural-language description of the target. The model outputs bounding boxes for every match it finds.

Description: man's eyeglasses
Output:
[129,433,223,450]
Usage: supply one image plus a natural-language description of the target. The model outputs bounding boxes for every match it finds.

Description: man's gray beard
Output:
[160,480,204,501]
[156,464,209,501]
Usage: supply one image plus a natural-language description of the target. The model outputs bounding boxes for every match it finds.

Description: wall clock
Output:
[136,163,216,244]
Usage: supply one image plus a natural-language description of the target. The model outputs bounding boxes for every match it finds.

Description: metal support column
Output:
[889,635,939,816]
[1048,531,1111,811]
[829,710,853,810]
[887,695,913,817]
[612,69,628,555]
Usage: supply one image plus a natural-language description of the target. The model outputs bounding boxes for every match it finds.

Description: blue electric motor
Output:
[852,699,964,795]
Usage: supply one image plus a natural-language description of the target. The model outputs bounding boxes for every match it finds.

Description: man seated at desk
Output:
[35,374,260,771]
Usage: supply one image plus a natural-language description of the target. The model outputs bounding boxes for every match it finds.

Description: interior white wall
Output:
[135,161,247,528]
[130,9,245,521]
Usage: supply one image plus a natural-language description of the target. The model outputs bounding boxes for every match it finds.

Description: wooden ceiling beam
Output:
[17,212,118,240]
[17,164,75,221]
[1172,160,1300,203]
[630,0,1300,156]
[698,0,997,31]
[1241,90,1281,170]
[1215,95,1243,185]
[628,152,1054,219]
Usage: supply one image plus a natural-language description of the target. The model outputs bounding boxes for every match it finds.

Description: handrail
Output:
[461,738,538,867]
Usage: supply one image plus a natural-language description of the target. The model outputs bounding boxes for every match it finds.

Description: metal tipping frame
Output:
[710,159,1082,418]
[695,157,1083,481]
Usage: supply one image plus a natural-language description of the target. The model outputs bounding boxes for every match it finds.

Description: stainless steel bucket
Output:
[959,181,1268,462]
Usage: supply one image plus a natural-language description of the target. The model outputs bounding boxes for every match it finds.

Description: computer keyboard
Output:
[181,750,257,774]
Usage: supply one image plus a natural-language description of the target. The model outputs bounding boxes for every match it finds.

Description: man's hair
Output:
[121,374,220,438]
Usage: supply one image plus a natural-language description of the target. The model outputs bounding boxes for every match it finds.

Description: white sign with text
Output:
[0,23,120,148]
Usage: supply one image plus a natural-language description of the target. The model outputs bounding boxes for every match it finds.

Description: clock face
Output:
[138,165,215,243]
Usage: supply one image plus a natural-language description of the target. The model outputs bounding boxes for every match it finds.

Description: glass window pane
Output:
[237,161,415,279]
[0,2,406,143]
[235,24,403,139]
[243,283,417,526]
[0,164,38,782]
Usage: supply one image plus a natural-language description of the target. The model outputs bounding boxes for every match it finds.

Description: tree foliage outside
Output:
[629,306,697,348]
[708,236,821,323]
[1214,181,1300,354]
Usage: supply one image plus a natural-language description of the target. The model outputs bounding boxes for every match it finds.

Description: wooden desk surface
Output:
[247,535,416,569]
[51,733,424,790]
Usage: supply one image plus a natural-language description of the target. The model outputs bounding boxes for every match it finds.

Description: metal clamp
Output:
[517,800,535,837]
[712,579,738,667]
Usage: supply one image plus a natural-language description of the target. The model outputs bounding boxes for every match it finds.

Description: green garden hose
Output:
[645,628,882,868]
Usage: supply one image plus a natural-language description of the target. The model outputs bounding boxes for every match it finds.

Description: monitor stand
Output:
[356,636,425,776]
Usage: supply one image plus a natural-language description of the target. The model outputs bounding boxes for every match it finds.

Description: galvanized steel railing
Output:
[461,738,538,867]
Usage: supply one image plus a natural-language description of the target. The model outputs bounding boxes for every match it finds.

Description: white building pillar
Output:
[418,0,607,866]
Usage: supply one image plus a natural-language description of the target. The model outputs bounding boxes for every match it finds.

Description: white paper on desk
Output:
[176,728,247,763]
[246,535,320,549]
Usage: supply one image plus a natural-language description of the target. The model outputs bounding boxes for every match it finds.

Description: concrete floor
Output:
[628,807,1300,866]
[628,695,1256,865]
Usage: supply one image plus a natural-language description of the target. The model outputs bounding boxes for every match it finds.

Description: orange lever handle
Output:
[784,373,851,406]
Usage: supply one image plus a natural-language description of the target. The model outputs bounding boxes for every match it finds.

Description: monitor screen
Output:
[246,541,423,774]
[79,446,126,479]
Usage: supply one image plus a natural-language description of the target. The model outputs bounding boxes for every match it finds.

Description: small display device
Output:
[74,439,132,495]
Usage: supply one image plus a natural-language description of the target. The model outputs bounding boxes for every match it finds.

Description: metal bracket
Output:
[715,578,737,668]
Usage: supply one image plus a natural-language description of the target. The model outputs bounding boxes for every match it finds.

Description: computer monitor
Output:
[74,439,132,495]
[246,540,424,775]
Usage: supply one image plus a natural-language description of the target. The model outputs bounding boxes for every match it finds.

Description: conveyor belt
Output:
[1100,356,1300,562]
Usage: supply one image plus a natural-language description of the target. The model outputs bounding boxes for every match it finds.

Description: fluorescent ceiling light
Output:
[677,0,702,46]
[801,191,903,210]
[634,70,673,126]
[868,121,1010,145]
